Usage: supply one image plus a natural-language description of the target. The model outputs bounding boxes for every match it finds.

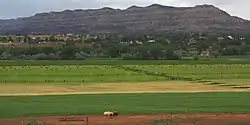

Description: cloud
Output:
[0,0,249,20]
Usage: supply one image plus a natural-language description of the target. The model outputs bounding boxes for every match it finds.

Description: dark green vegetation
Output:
[1,33,250,60]
[26,120,47,125]
[1,64,250,83]
[1,92,250,118]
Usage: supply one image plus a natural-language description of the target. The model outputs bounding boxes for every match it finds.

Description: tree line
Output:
[1,32,250,60]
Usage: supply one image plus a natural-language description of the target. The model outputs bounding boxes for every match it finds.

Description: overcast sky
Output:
[0,0,249,20]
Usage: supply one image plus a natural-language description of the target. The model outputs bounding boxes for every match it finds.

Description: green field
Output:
[0,59,250,66]
[0,64,250,83]
[1,92,250,118]
[123,64,250,80]
[0,65,167,83]
[1,60,250,120]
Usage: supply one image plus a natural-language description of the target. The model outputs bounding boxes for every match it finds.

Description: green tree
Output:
[24,36,31,43]
[49,35,57,42]
[106,44,121,58]
[8,37,13,42]
[0,47,5,55]
[0,52,11,60]
[9,47,26,57]
[135,45,150,60]
[148,43,165,59]
[173,50,183,60]
[222,46,241,56]
[164,46,176,60]
[60,45,77,60]
[80,46,93,55]
[25,47,41,55]
[40,47,57,55]
[75,52,85,60]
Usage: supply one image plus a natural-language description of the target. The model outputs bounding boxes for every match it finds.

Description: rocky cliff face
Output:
[0,4,249,34]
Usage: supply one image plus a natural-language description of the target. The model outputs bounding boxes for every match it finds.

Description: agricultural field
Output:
[1,63,250,84]
[1,93,250,125]
[1,60,250,125]
[122,64,250,80]
[0,65,167,83]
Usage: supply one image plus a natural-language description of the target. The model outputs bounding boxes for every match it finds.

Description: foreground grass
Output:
[1,92,250,118]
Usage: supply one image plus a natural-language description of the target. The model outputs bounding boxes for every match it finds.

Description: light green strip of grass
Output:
[0,92,250,118]
[0,59,250,66]
[0,65,167,83]
[124,64,250,80]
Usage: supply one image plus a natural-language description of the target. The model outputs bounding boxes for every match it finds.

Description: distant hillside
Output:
[0,4,250,35]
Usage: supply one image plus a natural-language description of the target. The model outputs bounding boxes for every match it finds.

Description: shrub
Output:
[47,53,60,60]
[194,56,199,60]
[122,53,137,60]
[35,53,48,60]
[173,50,183,60]
[75,53,86,60]
[26,120,47,125]
[0,52,12,60]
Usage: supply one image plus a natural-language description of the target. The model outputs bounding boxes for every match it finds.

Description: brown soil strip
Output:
[1,114,250,125]
[0,82,249,96]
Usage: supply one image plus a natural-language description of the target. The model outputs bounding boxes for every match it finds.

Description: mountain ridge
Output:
[0,4,250,35]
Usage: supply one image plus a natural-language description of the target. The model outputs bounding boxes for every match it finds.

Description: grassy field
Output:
[0,65,167,83]
[123,64,250,80]
[1,92,250,118]
[0,59,250,66]
[1,64,250,83]
[1,60,250,120]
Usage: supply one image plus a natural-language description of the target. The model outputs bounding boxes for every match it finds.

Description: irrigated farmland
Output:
[0,65,167,83]
[1,60,250,125]
[121,64,250,80]
[1,92,250,118]
[1,64,250,84]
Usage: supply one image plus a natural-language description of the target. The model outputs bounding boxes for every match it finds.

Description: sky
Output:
[0,0,249,20]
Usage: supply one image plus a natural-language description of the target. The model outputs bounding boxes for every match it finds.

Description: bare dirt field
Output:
[0,81,250,96]
[1,114,250,125]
